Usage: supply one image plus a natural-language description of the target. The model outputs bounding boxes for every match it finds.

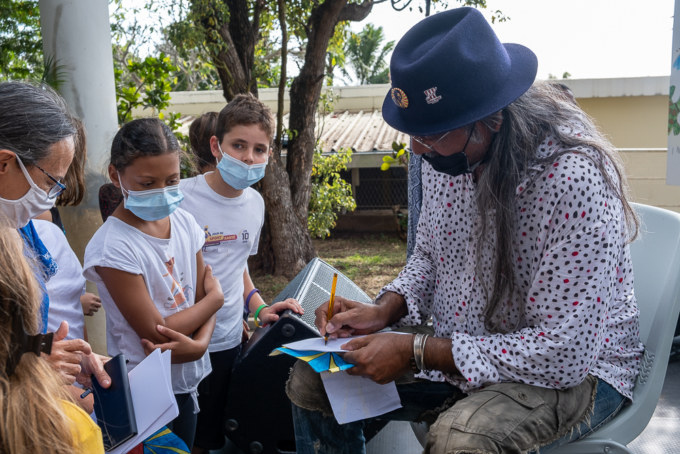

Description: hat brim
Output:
[382,43,537,136]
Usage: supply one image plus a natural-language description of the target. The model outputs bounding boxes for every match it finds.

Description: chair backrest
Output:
[552,203,680,452]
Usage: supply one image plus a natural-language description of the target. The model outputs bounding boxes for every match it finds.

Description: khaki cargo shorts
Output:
[425,376,596,454]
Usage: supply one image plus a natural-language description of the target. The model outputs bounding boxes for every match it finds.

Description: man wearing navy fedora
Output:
[287,7,642,453]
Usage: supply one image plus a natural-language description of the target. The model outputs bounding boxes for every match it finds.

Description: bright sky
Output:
[356,0,675,80]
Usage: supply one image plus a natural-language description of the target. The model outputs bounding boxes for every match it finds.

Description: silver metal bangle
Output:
[412,334,422,372]
[421,334,429,371]
[413,333,429,372]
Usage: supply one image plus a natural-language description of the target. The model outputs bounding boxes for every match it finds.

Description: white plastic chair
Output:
[412,203,680,453]
[551,203,680,453]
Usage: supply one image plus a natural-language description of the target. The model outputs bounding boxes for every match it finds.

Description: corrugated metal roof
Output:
[314,110,409,153]
[180,109,408,154]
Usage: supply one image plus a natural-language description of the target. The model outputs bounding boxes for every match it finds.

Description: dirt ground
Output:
[252,233,407,302]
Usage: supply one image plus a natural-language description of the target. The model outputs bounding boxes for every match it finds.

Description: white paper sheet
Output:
[320,370,402,425]
[110,349,178,453]
[282,332,409,353]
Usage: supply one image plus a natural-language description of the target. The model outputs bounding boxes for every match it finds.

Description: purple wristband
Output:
[245,288,260,312]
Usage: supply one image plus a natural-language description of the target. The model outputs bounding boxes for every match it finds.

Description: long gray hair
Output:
[0,81,76,166]
[475,81,639,333]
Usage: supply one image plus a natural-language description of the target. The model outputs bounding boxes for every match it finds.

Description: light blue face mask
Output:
[118,176,184,221]
[216,144,268,190]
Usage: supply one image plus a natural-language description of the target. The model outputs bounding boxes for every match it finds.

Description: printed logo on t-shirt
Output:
[163,257,190,309]
[203,225,237,251]
[241,229,249,243]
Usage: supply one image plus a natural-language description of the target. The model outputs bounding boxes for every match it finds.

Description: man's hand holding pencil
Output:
[323,273,338,345]
[316,297,393,340]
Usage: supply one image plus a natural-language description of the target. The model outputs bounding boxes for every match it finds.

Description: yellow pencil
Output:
[324,272,338,345]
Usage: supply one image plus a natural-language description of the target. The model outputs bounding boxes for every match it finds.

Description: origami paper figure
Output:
[271,346,354,373]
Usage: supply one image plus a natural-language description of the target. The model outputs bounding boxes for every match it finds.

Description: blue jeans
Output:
[536,378,627,453]
[291,376,626,454]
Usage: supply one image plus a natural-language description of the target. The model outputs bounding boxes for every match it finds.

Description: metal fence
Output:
[340,167,408,210]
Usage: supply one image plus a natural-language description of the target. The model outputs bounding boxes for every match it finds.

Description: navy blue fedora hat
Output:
[382,7,537,136]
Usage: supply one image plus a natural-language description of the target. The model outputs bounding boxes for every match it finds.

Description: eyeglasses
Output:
[34,163,66,199]
[411,131,452,151]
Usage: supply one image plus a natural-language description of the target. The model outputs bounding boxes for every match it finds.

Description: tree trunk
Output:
[256,0,350,277]
[287,0,347,227]
[197,0,260,100]
[258,155,315,277]
[274,0,287,151]
[287,1,373,221]
[259,0,374,277]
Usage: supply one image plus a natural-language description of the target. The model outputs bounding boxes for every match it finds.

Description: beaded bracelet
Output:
[253,303,268,328]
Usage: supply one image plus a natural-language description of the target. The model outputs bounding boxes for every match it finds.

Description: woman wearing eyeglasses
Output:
[0,81,110,393]
[0,221,104,454]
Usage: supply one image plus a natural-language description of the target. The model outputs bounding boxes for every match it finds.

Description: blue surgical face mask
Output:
[216,144,268,190]
[118,175,184,221]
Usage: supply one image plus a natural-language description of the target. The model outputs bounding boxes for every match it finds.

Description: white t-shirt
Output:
[33,219,85,341]
[83,208,211,395]
[180,174,264,352]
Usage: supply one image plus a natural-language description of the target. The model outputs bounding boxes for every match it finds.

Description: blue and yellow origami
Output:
[270,346,354,373]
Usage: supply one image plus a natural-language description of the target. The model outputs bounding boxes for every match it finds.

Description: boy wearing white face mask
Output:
[180,94,303,454]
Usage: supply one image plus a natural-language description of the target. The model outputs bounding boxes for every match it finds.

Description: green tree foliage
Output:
[109,1,217,103]
[308,147,356,239]
[164,0,285,98]
[0,0,42,81]
[115,54,179,124]
[156,30,222,91]
[325,22,350,86]
[110,1,195,174]
[343,23,394,85]
[162,0,234,91]
[381,141,409,171]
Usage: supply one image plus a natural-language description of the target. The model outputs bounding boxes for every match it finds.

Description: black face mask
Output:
[422,151,472,177]
[416,124,475,178]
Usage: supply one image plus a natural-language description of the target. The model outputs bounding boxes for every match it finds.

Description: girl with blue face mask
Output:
[83,118,225,449]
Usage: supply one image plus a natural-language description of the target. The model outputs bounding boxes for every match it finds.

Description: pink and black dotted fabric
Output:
[384,125,644,399]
